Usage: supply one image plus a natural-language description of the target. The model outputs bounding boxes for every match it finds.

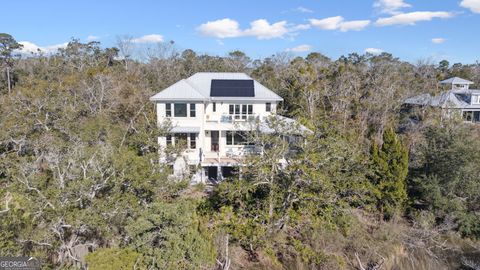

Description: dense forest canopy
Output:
[0,34,480,269]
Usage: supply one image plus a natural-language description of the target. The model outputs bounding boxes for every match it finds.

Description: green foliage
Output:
[371,128,409,219]
[0,33,479,269]
[126,200,216,270]
[85,248,140,270]
[408,125,480,239]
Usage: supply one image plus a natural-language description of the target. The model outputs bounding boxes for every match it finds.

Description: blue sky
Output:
[3,0,480,63]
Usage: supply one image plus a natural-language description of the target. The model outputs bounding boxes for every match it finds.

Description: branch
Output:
[0,192,12,215]
[18,239,53,247]
[355,253,366,270]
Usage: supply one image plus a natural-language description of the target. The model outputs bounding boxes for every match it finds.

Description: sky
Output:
[2,0,480,64]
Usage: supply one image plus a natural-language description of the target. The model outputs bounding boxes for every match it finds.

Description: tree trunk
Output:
[6,66,11,93]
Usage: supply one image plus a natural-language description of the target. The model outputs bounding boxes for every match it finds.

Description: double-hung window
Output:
[234,105,240,119]
[226,131,233,145]
[189,103,196,117]
[266,102,271,112]
[190,134,196,149]
[166,103,172,117]
[242,105,247,119]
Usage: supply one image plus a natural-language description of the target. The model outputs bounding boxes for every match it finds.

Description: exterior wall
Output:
[156,102,205,127]
[156,100,278,169]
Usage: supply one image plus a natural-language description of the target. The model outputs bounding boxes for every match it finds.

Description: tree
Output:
[408,125,480,239]
[85,248,140,270]
[116,35,133,71]
[226,50,251,71]
[0,33,23,93]
[126,201,215,269]
[371,128,409,219]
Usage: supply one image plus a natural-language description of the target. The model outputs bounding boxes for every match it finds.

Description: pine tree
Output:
[371,128,409,219]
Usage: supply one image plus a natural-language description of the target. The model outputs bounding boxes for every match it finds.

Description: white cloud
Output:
[290,24,311,31]
[432,38,446,44]
[197,18,307,39]
[243,19,289,39]
[376,11,454,26]
[338,20,371,31]
[310,16,370,32]
[310,16,344,30]
[131,34,164,43]
[286,44,312,52]
[197,18,242,38]
[374,0,411,14]
[365,48,384,54]
[296,6,314,13]
[18,41,68,54]
[460,0,480,13]
[87,35,100,41]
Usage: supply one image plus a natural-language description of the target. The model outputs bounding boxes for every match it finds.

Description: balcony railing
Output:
[220,115,258,123]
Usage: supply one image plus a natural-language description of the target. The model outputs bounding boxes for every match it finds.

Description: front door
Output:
[211,131,219,152]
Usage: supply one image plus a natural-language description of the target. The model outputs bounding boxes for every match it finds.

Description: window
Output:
[190,103,196,117]
[234,132,246,145]
[190,133,196,149]
[473,95,480,104]
[229,104,254,120]
[174,103,187,117]
[226,131,233,145]
[213,102,216,112]
[166,135,172,145]
[266,102,271,112]
[166,103,172,117]
[226,131,252,145]
[463,111,473,122]
[234,105,240,119]
[176,133,188,147]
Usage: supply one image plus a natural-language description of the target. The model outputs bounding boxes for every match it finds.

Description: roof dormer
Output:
[440,77,474,90]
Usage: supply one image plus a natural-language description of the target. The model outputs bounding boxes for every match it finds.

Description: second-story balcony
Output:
[219,114,259,123]
[206,114,258,123]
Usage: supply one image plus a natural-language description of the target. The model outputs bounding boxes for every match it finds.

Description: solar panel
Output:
[210,79,255,97]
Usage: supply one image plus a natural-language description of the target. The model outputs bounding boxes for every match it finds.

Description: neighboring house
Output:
[150,72,310,183]
[404,77,480,123]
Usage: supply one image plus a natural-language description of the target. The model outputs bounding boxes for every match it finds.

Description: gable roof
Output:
[150,72,283,102]
[440,77,474,85]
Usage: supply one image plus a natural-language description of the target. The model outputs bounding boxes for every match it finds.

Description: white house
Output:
[404,77,480,123]
[150,72,309,183]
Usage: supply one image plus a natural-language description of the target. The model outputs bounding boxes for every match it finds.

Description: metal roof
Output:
[258,115,313,135]
[404,89,480,109]
[150,72,283,102]
[150,79,205,101]
[440,77,474,85]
